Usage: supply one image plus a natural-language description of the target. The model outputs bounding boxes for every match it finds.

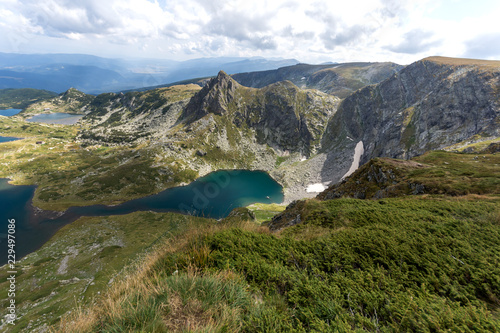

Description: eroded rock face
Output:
[266,200,307,231]
[182,71,340,157]
[322,57,500,164]
[183,71,239,121]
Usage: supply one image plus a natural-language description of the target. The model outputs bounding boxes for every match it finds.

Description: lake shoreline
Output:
[26,112,84,125]
[0,170,284,264]
[0,135,23,143]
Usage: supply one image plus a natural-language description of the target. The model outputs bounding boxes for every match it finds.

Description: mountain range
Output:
[16,56,499,203]
[0,55,499,332]
[0,53,298,94]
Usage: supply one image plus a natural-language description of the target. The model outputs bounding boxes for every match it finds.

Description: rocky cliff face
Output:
[79,72,339,157]
[75,72,340,202]
[77,84,201,144]
[321,57,500,178]
[73,57,500,203]
[232,62,403,98]
[181,71,340,157]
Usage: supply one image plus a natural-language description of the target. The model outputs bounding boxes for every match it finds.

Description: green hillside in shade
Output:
[0,88,57,110]
[47,152,500,333]
[316,150,500,202]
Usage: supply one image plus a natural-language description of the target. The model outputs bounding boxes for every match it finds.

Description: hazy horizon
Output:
[1,0,499,65]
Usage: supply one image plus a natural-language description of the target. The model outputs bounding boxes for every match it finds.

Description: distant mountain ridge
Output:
[0,52,299,94]
[232,62,403,98]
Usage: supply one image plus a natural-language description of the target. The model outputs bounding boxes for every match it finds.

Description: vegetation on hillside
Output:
[316,151,500,202]
[0,212,213,332]
[0,117,197,211]
[50,151,500,332]
[0,88,57,110]
[54,195,500,332]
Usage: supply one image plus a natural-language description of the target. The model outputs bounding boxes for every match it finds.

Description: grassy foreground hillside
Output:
[0,212,215,332]
[46,152,500,332]
[316,150,500,202]
[52,196,500,332]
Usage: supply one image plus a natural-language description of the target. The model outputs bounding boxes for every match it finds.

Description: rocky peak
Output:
[179,69,340,156]
[182,70,240,122]
[321,57,500,165]
[60,87,86,99]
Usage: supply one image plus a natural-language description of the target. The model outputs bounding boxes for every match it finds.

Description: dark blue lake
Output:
[0,109,22,116]
[0,170,283,264]
[0,136,21,143]
[26,113,83,125]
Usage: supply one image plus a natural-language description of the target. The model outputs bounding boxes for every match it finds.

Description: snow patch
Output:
[306,183,326,193]
[341,141,364,180]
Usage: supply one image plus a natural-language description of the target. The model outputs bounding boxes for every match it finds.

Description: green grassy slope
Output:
[0,212,215,332]
[52,152,500,332]
[53,196,500,332]
[0,88,57,110]
[316,151,500,201]
[0,110,197,212]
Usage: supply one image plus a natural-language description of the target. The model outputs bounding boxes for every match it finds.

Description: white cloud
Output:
[0,0,499,63]
[387,29,442,54]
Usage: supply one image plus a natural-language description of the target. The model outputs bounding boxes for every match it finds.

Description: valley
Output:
[0,55,499,332]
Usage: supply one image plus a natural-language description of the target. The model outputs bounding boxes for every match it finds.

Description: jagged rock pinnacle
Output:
[182,70,239,121]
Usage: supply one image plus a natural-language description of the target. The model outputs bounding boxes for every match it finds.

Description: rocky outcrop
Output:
[316,158,427,200]
[322,57,500,163]
[479,142,500,154]
[318,57,500,186]
[77,85,202,144]
[182,71,340,157]
[183,71,239,121]
[22,88,95,116]
[266,200,308,231]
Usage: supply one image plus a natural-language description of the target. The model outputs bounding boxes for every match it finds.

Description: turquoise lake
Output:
[0,108,22,116]
[26,112,84,125]
[0,170,283,264]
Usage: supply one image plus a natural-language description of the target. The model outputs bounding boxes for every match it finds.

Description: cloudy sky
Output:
[1,0,500,64]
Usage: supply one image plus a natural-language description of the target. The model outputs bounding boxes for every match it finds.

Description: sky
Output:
[1,0,500,65]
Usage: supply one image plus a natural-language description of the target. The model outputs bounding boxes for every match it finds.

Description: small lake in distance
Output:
[0,108,22,116]
[26,113,84,125]
[0,136,21,143]
[0,170,283,264]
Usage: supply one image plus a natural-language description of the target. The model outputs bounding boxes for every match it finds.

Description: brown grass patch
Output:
[424,56,500,68]
[164,292,215,332]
